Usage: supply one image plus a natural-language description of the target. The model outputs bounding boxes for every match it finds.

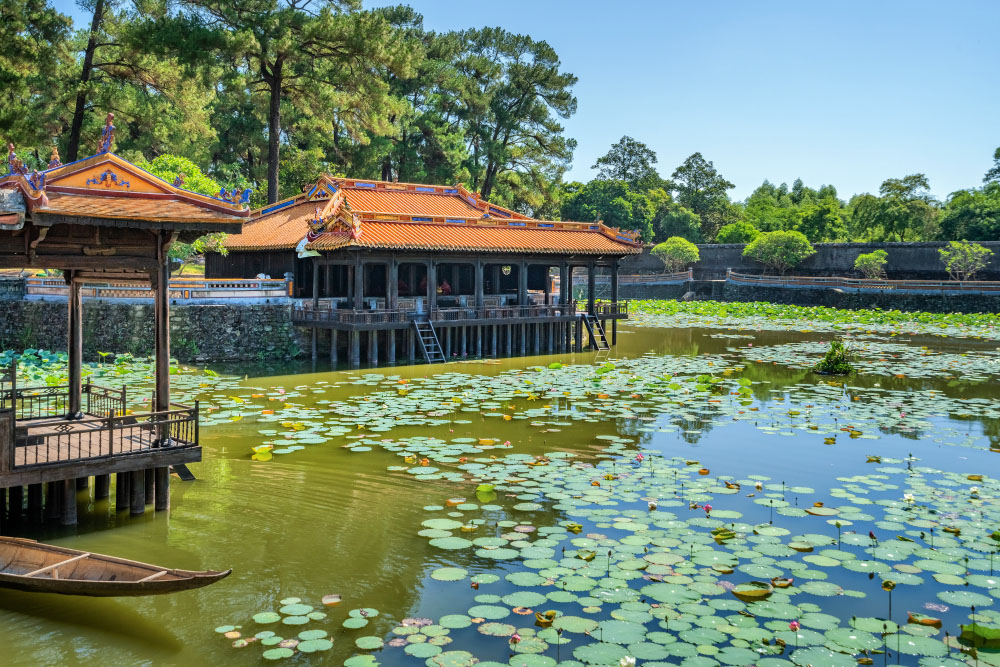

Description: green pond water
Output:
[2,320,1000,667]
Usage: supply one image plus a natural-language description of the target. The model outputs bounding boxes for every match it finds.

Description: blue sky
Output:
[57,0,999,201]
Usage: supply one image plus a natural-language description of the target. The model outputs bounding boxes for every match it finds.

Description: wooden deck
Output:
[1,406,200,487]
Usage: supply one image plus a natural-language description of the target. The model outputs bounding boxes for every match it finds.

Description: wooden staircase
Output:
[413,319,445,363]
[581,314,610,351]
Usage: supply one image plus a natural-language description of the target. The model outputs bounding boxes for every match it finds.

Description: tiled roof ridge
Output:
[1,151,250,220]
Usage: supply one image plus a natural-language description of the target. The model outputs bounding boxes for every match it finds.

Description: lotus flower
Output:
[754,481,763,491]
[648,500,657,511]
[971,486,980,495]
[635,453,644,462]
[510,633,521,644]
[703,504,713,514]
[619,657,636,667]
[789,621,800,631]
[903,493,915,503]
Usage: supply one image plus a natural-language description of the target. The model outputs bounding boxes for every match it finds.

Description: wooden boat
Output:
[0,537,231,596]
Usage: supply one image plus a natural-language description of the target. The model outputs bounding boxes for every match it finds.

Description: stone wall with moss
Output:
[0,301,304,362]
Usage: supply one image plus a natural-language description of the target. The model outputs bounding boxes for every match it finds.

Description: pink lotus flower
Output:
[703,504,712,514]
[789,621,800,631]
[635,453,644,462]
[504,440,511,445]
[510,633,521,644]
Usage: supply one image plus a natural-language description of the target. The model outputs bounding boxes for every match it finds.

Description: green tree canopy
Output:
[854,249,888,279]
[939,240,994,281]
[650,237,700,273]
[671,152,736,240]
[560,180,654,240]
[938,183,1000,241]
[743,230,815,274]
[591,135,661,189]
[716,221,759,244]
[850,174,938,241]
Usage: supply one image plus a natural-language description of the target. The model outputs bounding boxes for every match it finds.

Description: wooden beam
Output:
[25,552,91,577]
[67,273,83,418]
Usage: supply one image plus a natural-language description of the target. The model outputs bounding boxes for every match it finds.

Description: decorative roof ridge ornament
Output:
[48,146,62,169]
[97,113,115,153]
[6,143,28,176]
[218,185,252,209]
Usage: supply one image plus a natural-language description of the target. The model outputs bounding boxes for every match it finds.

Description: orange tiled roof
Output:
[224,200,315,251]
[306,221,641,255]
[39,193,242,225]
[1,151,246,231]
[228,175,640,254]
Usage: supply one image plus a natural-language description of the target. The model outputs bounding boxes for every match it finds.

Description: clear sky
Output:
[57,0,999,201]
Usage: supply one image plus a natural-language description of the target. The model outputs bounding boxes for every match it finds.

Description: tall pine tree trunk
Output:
[67,0,106,162]
[266,59,283,204]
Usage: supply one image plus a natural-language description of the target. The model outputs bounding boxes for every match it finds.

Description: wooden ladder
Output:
[581,314,610,351]
[413,319,446,363]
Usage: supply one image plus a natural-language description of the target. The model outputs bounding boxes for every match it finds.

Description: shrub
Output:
[650,237,700,273]
[716,221,760,244]
[939,240,994,281]
[742,230,815,274]
[814,340,854,375]
[854,249,888,279]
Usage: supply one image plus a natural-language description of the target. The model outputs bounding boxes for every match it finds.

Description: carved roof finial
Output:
[98,112,116,153]
[6,143,27,176]
[48,146,61,169]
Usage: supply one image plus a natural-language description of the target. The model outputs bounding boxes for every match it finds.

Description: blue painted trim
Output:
[538,223,554,228]
[445,218,466,224]
[415,187,436,193]
[411,217,433,222]
[507,221,526,227]
[589,225,600,230]
[353,182,376,189]
[325,183,338,196]
[443,188,458,194]
[488,207,511,218]
[617,235,633,242]
[261,199,297,215]
[307,186,318,198]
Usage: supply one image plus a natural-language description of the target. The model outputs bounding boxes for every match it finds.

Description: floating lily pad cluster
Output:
[215,596,334,660]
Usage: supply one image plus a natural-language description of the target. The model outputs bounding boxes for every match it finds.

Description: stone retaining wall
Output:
[720,282,1000,313]
[0,301,304,362]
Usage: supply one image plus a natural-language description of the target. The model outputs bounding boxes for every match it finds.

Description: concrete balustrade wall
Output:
[622,241,1000,281]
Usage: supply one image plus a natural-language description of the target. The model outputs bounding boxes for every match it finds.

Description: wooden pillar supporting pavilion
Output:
[330,329,338,365]
[587,263,596,316]
[60,479,76,526]
[152,232,171,511]
[67,272,83,419]
[115,472,129,512]
[611,261,619,345]
[45,481,60,520]
[95,474,110,500]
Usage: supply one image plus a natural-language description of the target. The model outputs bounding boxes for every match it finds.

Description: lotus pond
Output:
[2,302,1000,666]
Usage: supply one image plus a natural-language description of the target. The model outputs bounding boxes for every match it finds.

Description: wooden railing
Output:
[23,276,294,302]
[291,300,629,325]
[727,270,1000,293]
[12,403,199,469]
[0,382,126,421]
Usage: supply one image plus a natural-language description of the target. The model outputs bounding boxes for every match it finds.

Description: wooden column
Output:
[543,266,551,305]
[67,272,83,418]
[387,329,396,364]
[491,325,498,357]
[460,327,466,357]
[518,261,528,306]
[388,259,398,310]
[61,478,77,526]
[353,255,364,308]
[94,474,110,500]
[155,466,169,511]
[444,326,451,358]
[559,263,569,307]
[427,261,437,311]
[368,330,378,366]
[474,259,484,309]
[115,472,129,512]
[611,260,619,345]
[587,263,596,315]
[45,481,60,520]
[407,329,415,362]
[330,329,338,365]
[144,468,155,505]
[153,234,171,511]
[476,325,483,357]
[349,330,360,368]
[130,469,145,515]
[575,319,583,351]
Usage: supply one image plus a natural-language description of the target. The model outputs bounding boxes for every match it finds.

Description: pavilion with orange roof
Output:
[210,174,641,366]
[0,114,248,526]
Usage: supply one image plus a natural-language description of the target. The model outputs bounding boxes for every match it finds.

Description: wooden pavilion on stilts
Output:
[208,175,641,367]
[0,115,246,529]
